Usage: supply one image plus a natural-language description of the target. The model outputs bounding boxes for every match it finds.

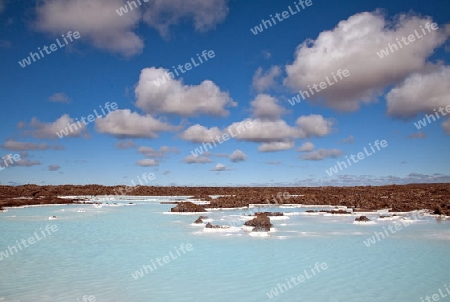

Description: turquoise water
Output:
[0,197,449,302]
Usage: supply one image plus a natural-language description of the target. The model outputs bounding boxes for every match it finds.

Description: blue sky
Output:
[0,0,449,186]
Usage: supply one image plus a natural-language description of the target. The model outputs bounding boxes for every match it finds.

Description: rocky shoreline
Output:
[0,183,449,214]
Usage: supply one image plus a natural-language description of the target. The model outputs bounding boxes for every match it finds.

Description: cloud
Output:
[180,124,222,143]
[48,92,70,103]
[136,159,159,167]
[302,149,343,160]
[138,146,179,158]
[135,67,236,117]
[95,109,178,138]
[182,155,213,164]
[226,119,295,143]
[258,141,294,152]
[34,0,143,57]
[48,164,60,171]
[250,94,287,120]
[2,139,64,151]
[265,161,281,165]
[262,50,271,59]
[142,0,229,37]
[342,135,355,144]
[295,114,334,138]
[252,66,281,92]
[34,0,229,56]
[210,163,229,171]
[15,159,41,167]
[229,149,247,163]
[225,115,333,152]
[408,131,427,139]
[386,65,450,119]
[115,140,136,149]
[285,11,450,111]
[297,142,315,152]
[24,114,88,139]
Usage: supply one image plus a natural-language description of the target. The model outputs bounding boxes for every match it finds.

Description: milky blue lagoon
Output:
[1,197,449,302]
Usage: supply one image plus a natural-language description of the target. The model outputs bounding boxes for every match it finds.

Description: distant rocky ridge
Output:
[0,184,449,213]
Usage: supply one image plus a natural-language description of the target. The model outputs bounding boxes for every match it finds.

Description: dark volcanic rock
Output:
[1,184,449,213]
[205,222,221,228]
[355,216,371,222]
[254,211,284,216]
[433,206,446,216]
[319,209,351,214]
[194,216,208,224]
[244,213,273,232]
[171,202,206,213]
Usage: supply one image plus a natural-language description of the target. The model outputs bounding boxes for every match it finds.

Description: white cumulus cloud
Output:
[297,142,315,152]
[34,0,143,57]
[229,149,247,162]
[135,67,236,117]
[386,65,450,119]
[285,11,450,111]
[180,125,223,143]
[95,109,178,138]
[251,94,287,120]
[252,66,281,92]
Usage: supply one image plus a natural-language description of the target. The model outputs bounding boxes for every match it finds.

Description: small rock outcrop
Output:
[355,216,371,222]
[433,206,446,216]
[205,222,221,228]
[171,202,207,213]
[194,216,208,224]
[244,213,273,232]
